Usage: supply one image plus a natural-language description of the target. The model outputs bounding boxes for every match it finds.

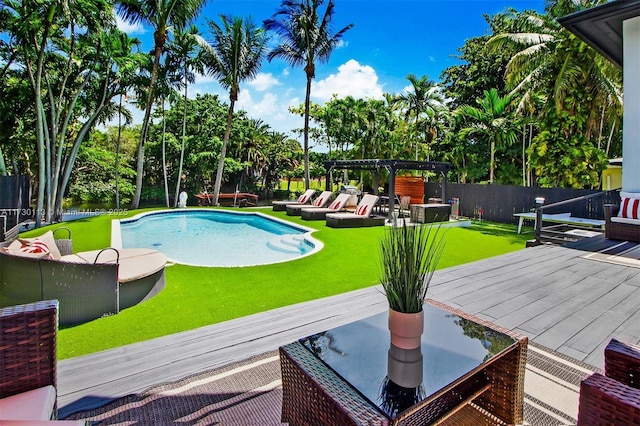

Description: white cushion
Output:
[611,216,640,225]
[0,385,56,420]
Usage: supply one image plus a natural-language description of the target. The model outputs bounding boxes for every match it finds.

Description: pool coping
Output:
[111,208,324,268]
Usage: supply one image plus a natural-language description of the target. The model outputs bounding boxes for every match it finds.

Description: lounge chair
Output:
[286,191,333,216]
[300,193,351,221]
[272,189,316,211]
[326,194,384,228]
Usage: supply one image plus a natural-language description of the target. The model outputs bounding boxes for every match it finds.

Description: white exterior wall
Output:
[623,17,640,192]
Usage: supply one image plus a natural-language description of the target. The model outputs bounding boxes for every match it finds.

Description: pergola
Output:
[323,159,453,221]
[559,1,640,193]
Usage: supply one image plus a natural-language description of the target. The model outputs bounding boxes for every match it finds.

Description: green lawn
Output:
[21,208,530,359]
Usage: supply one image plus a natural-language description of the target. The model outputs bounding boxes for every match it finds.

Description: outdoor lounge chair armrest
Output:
[93,247,120,264]
[0,300,58,399]
[605,338,640,389]
[604,204,619,223]
[577,373,640,425]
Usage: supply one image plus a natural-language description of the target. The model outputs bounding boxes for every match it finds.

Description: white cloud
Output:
[115,16,146,35]
[312,59,384,102]
[248,73,280,91]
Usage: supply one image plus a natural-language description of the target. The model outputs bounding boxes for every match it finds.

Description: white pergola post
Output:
[623,17,640,192]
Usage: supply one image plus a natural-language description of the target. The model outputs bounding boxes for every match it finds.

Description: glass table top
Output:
[299,302,517,418]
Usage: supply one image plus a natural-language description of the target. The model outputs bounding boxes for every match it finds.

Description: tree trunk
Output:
[116,95,123,210]
[131,44,162,209]
[303,74,312,190]
[174,78,188,207]
[161,97,169,207]
[212,100,235,206]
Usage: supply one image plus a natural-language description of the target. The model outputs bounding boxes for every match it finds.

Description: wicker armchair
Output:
[577,338,640,425]
[605,203,640,242]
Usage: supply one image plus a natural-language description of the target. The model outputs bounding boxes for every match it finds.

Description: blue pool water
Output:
[118,210,319,267]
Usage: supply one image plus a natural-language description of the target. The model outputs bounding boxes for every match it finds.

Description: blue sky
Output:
[117,0,545,144]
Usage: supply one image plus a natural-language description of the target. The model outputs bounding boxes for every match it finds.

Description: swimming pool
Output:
[114,209,322,267]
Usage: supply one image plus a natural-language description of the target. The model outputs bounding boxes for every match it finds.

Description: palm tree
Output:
[199,15,268,206]
[166,25,203,207]
[396,74,446,161]
[456,88,518,184]
[264,0,353,190]
[117,0,207,209]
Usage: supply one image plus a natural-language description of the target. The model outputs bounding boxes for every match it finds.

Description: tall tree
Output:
[117,0,207,209]
[456,88,518,184]
[487,1,621,187]
[166,24,203,206]
[264,0,353,190]
[396,74,446,161]
[200,15,268,206]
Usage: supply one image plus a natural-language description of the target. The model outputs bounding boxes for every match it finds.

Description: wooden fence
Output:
[424,182,619,225]
[0,175,31,232]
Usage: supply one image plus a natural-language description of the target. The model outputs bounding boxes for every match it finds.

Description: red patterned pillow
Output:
[618,197,640,219]
[356,204,368,216]
[313,197,323,207]
[18,239,52,258]
[329,200,340,210]
[298,194,308,203]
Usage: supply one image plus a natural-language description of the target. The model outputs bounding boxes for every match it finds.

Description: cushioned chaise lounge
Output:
[325,194,384,228]
[301,193,351,221]
[286,191,333,216]
[272,189,316,211]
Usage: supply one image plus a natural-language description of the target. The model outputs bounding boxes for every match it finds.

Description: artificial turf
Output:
[20,208,530,359]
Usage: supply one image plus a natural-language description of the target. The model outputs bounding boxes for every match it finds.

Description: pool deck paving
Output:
[57,236,640,421]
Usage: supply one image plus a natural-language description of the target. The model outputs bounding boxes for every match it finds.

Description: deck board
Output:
[58,237,640,418]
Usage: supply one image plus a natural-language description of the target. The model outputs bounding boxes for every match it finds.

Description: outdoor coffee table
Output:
[279,299,527,425]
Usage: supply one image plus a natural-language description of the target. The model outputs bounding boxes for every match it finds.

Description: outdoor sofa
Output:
[577,338,640,425]
[0,299,87,424]
[0,230,166,325]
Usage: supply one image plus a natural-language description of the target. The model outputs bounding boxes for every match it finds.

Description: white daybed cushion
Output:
[0,385,56,420]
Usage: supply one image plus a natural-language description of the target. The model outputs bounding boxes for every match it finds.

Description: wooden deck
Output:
[57,236,640,418]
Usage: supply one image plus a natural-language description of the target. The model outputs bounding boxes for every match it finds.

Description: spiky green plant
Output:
[380,221,446,313]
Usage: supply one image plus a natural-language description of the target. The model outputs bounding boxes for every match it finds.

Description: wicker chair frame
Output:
[605,204,640,242]
[0,300,58,416]
[577,338,640,425]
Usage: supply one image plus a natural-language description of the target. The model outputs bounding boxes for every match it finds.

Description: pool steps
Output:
[266,234,308,254]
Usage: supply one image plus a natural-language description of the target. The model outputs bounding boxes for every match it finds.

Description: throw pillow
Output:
[298,194,308,203]
[356,204,368,216]
[313,197,323,207]
[329,200,341,210]
[20,230,62,259]
[618,197,640,219]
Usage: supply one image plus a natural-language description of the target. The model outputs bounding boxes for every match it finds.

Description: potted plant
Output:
[380,220,445,349]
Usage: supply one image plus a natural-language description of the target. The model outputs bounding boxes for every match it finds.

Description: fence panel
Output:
[424,183,619,225]
[0,175,31,230]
